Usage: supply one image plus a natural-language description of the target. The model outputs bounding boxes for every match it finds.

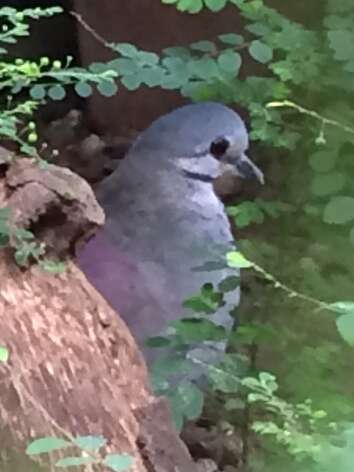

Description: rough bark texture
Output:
[0,154,197,472]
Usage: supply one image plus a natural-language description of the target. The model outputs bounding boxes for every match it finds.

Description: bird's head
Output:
[133,102,264,185]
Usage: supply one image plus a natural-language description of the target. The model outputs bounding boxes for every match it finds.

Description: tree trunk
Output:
[0,155,197,472]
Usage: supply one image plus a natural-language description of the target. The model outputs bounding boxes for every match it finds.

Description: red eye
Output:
[210,137,229,159]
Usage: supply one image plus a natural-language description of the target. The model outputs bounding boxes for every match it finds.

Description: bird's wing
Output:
[76,230,181,340]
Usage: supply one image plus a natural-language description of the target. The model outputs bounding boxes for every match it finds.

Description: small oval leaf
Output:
[74,82,93,98]
[0,346,9,363]
[74,435,106,451]
[218,33,244,45]
[48,85,66,101]
[249,40,273,63]
[323,196,354,224]
[217,50,242,74]
[26,437,70,455]
[310,172,346,197]
[226,251,253,269]
[103,454,134,471]
[204,0,227,11]
[336,314,354,346]
[97,80,118,97]
[30,84,46,100]
[121,75,141,91]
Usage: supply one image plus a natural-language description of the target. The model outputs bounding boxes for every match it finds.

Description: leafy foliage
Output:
[242,372,354,469]
[139,1,354,469]
[2,2,354,471]
[0,6,118,158]
[0,206,65,272]
[26,435,133,471]
[0,6,119,269]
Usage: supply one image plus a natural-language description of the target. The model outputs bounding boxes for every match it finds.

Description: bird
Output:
[77,102,263,380]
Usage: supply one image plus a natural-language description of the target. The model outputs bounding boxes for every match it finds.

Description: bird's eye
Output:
[209,137,230,159]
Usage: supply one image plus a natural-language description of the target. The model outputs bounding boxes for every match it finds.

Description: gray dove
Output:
[77,102,263,375]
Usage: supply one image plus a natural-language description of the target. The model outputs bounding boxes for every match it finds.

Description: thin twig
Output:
[70,11,110,49]
[267,100,354,137]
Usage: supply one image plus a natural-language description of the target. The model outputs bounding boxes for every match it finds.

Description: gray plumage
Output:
[77,102,263,373]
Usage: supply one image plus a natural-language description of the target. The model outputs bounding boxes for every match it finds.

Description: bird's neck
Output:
[103,170,232,262]
[99,156,233,256]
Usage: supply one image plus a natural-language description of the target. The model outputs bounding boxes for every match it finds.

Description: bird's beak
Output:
[231,153,264,184]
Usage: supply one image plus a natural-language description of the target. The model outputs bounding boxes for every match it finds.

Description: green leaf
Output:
[0,208,10,240]
[121,75,141,91]
[26,437,70,455]
[226,251,253,268]
[218,275,240,292]
[39,260,66,274]
[48,85,66,101]
[344,60,354,72]
[188,57,219,78]
[218,33,244,45]
[151,355,192,377]
[30,84,46,100]
[249,40,273,63]
[259,371,278,392]
[308,150,337,172]
[150,372,170,393]
[227,201,264,227]
[246,22,271,36]
[12,79,26,94]
[0,346,9,363]
[15,228,35,241]
[204,0,227,12]
[190,40,215,52]
[323,196,354,224]
[89,62,110,73]
[112,42,138,58]
[207,354,243,393]
[19,143,37,157]
[103,454,133,471]
[327,30,354,61]
[336,314,354,346]
[176,0,203,13]
[0,7,17,15]
[234,324,275,345]
[183,283,223,314]
[73,435,106,451]
[136,51,159,66]
[171,318,227,342]
[217,50,242,74]
[328,301,354,316]
[109,58,138,74]
[97,80,118,97]
[170,381,204,424]
[140,67,166,87]
[55,456,95,468]
[162,46,192,59]
[310,172,346,197]
[162,56,188,75]
[145,336,172,348]
[74,82,93,98]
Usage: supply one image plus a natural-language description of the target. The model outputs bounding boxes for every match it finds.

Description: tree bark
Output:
[0,155,197,472]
